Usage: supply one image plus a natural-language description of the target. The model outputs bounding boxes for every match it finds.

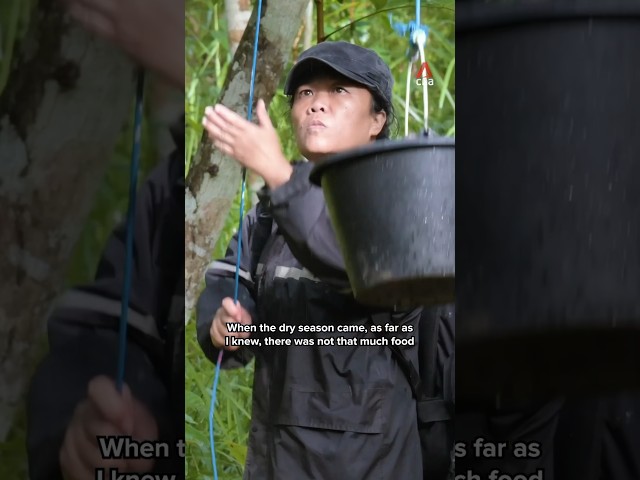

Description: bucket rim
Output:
[457,3,640,32]
[309,135,455,186]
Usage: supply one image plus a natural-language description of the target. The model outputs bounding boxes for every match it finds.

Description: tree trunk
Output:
[225,0,265,203]
[225,0,252,56]
[0,0,135,440]
[185,0,310,319]
[304,1,314,50]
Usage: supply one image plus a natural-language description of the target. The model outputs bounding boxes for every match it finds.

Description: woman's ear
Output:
[369,109,387,139]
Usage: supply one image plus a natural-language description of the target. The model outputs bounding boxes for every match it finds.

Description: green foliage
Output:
[185,321,255,480]
[0,0,37,96]
[186,0,232,173]
[185,1,454,479]
[0,405,29,479]
[0,335,46,479]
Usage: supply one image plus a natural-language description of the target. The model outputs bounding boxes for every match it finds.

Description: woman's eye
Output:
[299,89,312,96]
[335,86,347,93]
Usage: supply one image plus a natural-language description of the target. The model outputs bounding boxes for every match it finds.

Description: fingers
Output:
[202,112,237,157]
[202,112,234,143]
[209,314,228,350]
[60,401,127,480]
[203,104,259,149]
[60,409,98,480]
[211,103,250,129]
[211,309,241,351]
[221,297,242,321]
[202,101,280,176]
[210,298,252,350]
[203,106,242,137]
[221,297,252,326]
[256,99,275,130]
[87,376,134,435]
[212,139,234,158]
[61,376,157,480]
[78,409,126,470]
[81,401,129,449]
[127,399,159,472]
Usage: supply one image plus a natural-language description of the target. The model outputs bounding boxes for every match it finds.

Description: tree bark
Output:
[225,0,252,55]
[0,1,135,440]
[225,0,265,203]
[185,0,309,319]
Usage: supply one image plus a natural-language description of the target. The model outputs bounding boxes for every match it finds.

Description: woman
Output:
[198,41,422,479]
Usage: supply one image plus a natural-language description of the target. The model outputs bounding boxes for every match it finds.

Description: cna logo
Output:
[415,62,434,86]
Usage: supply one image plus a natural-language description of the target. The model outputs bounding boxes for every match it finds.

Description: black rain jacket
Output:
[196,160,423,480]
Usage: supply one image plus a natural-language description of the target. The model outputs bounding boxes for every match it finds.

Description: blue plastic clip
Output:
[389,15,430,59]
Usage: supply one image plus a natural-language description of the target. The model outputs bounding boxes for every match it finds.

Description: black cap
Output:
[284,41,393,106]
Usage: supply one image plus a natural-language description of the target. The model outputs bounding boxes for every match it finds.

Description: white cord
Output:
[404,59,412,137]
[413,28,429,133]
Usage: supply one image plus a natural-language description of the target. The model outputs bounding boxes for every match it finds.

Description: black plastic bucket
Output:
[309,135,455,308]
[457,2,640,401]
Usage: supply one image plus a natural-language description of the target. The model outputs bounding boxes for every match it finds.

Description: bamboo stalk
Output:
[314,0,324,42]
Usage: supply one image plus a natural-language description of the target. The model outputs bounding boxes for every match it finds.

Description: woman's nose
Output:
[309,93,328,112]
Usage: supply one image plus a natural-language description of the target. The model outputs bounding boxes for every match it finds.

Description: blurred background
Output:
[184,0,454,479]
[0,1,182,477]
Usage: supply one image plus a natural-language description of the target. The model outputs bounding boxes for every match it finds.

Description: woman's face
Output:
[290,74,386,162]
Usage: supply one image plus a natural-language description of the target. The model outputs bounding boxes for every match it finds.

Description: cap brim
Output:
[284,56,377,95]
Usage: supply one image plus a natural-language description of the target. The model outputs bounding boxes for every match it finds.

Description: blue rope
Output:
[233,167,249,304]
[116,70,145,393]
[210,0,263,478]
[208,350,223,480]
